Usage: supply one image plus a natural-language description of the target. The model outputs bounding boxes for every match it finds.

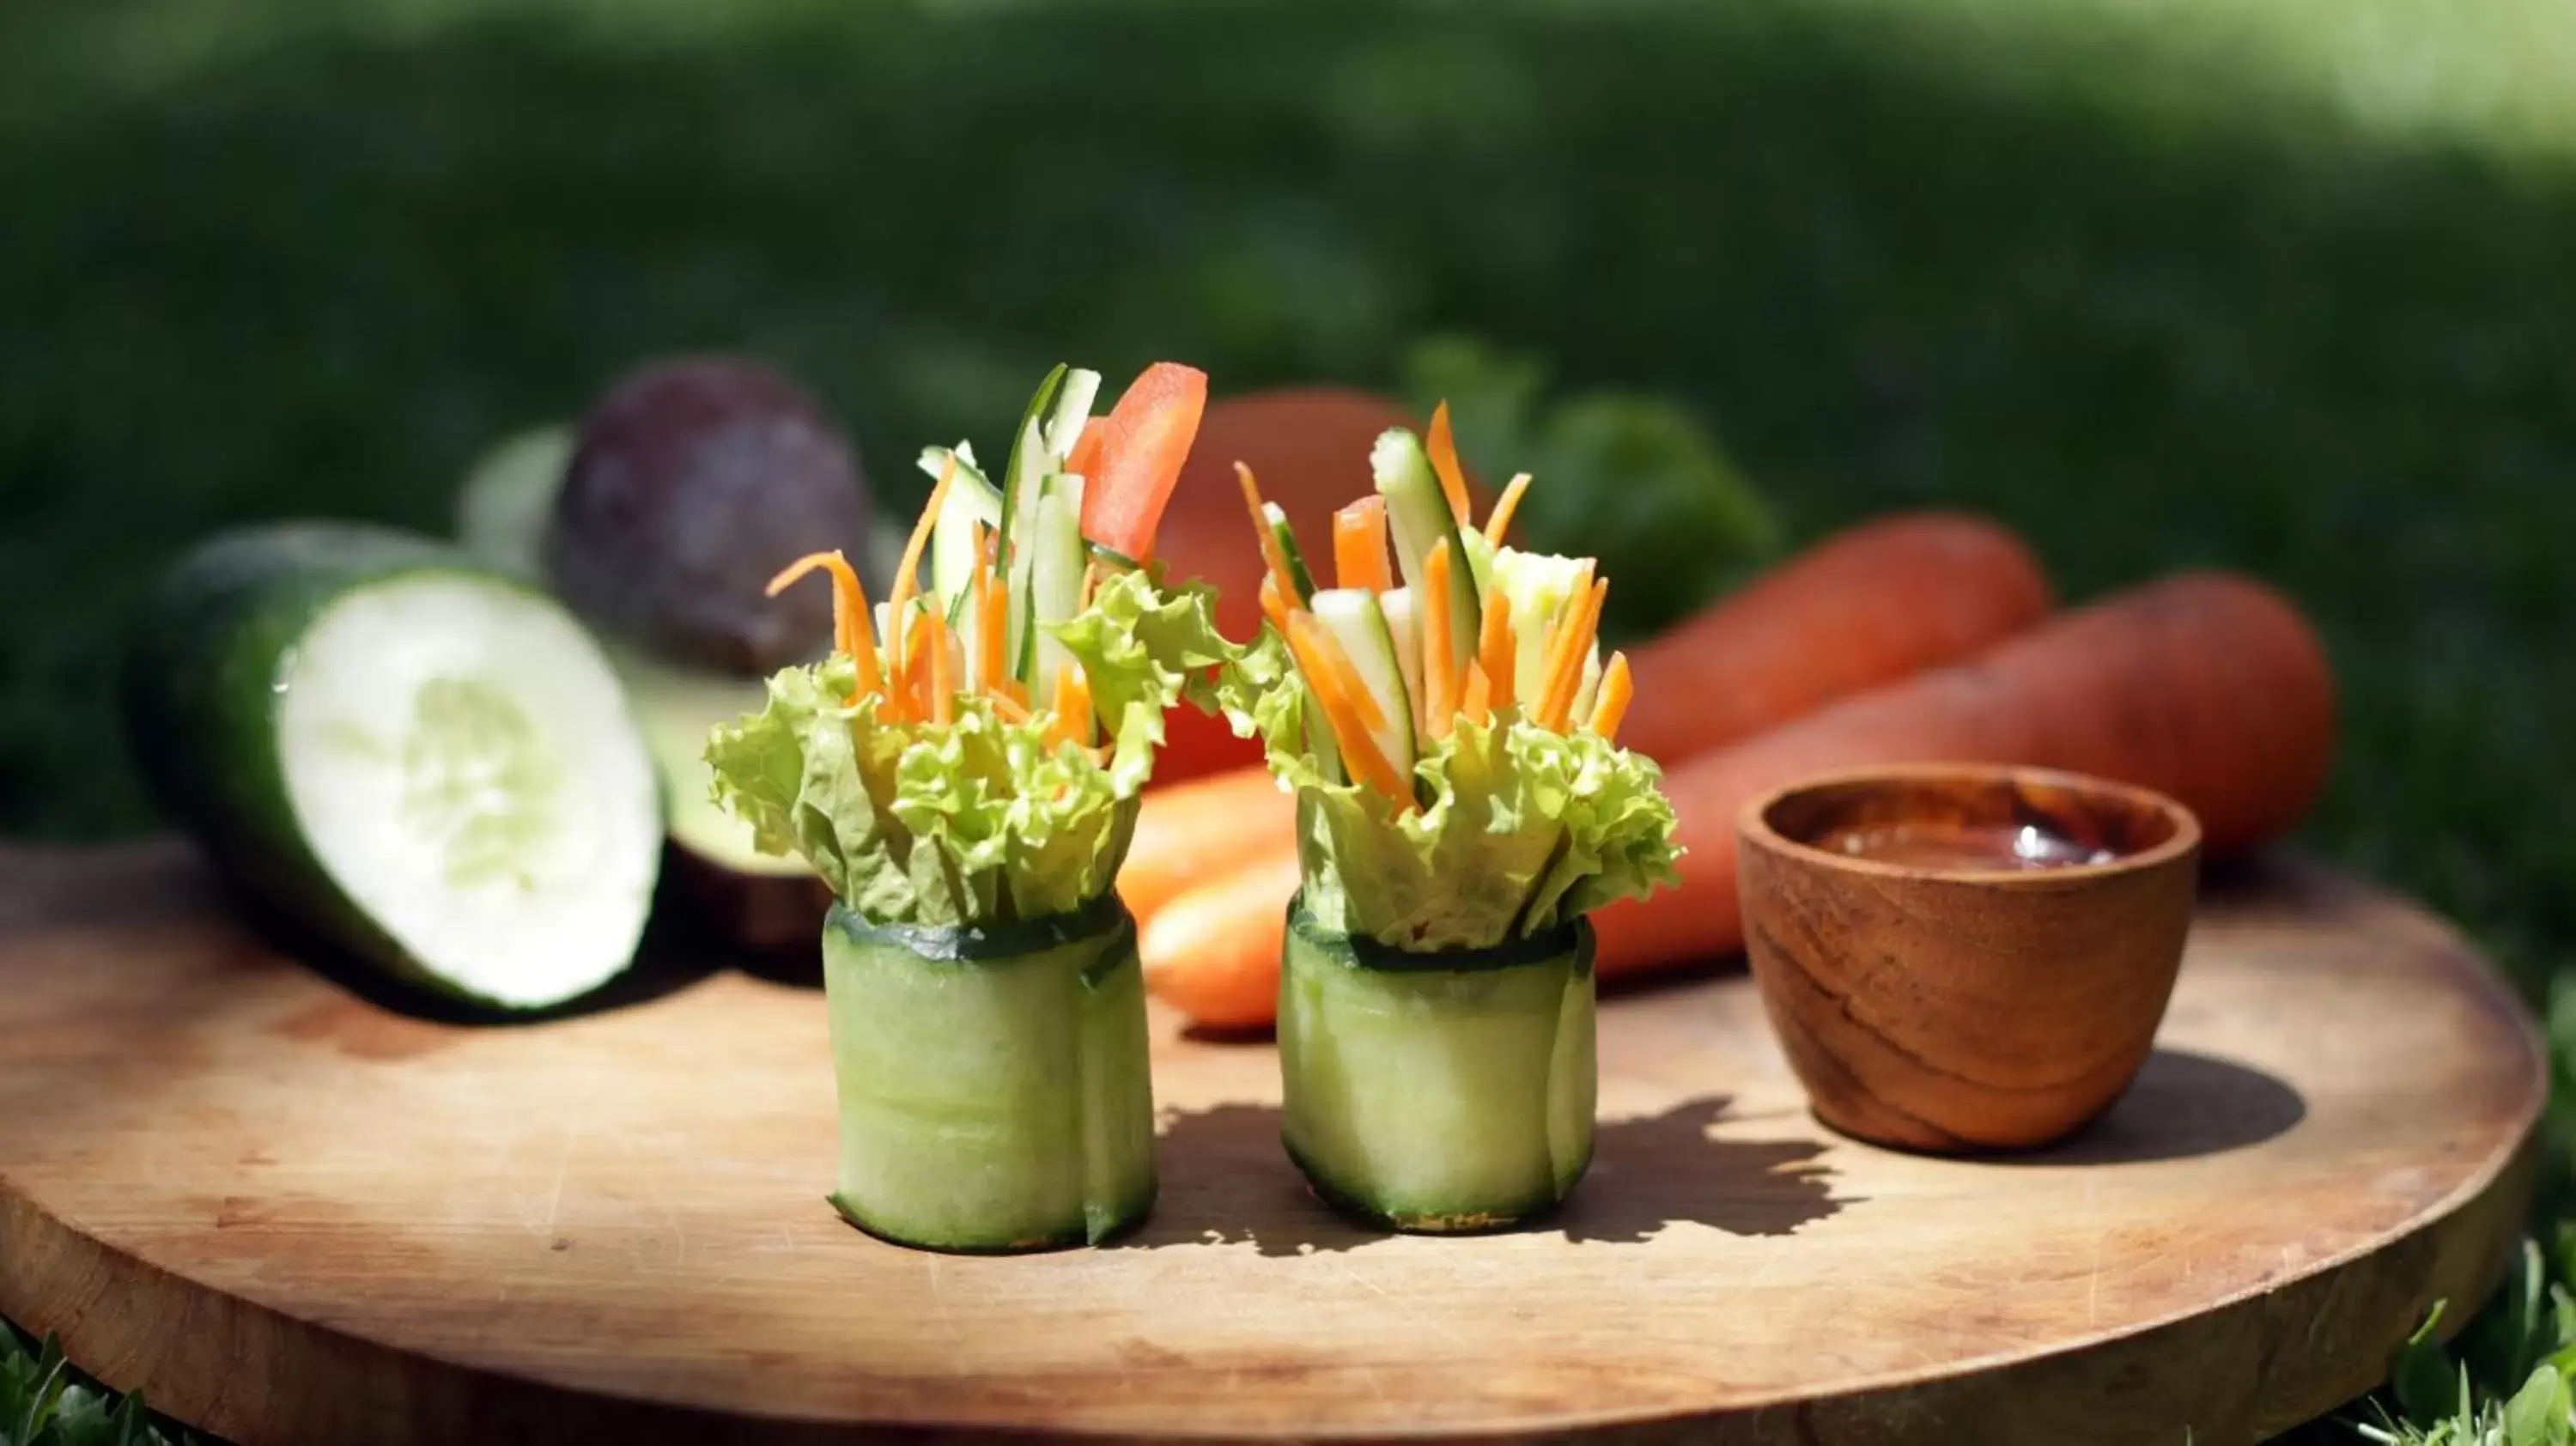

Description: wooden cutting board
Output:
[0,841,2541,1446]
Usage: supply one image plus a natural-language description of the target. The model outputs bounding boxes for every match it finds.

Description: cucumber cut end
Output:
[276,574,661,1008]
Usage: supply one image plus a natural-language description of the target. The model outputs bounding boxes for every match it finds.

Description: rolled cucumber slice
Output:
[124,524,662,1008]
[1278,896,1596,1231]
[822,893,1156,1252]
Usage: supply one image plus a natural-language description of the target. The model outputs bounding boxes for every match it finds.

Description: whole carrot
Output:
[1592,571,2335,975]
[1617,512,2052,763]
[1138,850,1305,1030]
[1121,764,1297,923]
[1145,571,2332,1023]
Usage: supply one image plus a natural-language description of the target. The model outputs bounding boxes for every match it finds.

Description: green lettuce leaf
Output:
[705,570,1236,927]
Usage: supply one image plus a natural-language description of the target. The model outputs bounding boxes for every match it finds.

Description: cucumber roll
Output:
[706,362,1241,1253]
[1217,423,1680,1232]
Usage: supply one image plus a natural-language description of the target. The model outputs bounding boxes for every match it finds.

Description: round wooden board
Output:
[0,842,2542,1446]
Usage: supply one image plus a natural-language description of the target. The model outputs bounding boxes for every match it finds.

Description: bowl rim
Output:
[1735,762,2204,885]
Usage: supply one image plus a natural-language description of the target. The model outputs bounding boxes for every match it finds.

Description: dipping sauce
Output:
[1817,821,2115,872]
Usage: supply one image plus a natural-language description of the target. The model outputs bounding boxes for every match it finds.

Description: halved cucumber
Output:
[453,425,574,581]
[1310,588,1415,782]
[823,893,1155,1252]
[1278,897,1596,1231]
[125,524,662,1008]
[615,646,829,951]
[1371,428,1479,678]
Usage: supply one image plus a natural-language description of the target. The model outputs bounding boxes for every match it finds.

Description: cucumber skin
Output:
[822,895,1157,1253]
[122,523,565,1001]
[1277,897,1596,1233]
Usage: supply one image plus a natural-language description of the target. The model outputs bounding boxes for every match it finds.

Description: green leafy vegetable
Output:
[0,1329,187,1446]
[705,570,1233,927]
[1221,631,1677,951]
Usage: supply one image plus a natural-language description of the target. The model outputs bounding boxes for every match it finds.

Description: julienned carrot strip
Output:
[1259,574,1295,640]
[1051,662,1095,749]
[1285,613,1409,800]
[901,604,937,721]
[1460,661,1492,726]
[765,550,883,700]
[1483,472,1533,547]
[1589,573,2335,980]
[1139,850,1305,1029]
[1422,539,1457,740]
[1537,574,1606,731]
[1589,653,1634,741]
[1425,401,1473,526]
[1334,495,1394,593]
[888,456,957,626]
[1236,462,1306,607]
[990,692,1032,725]
[927,609,956,726]
[1476,597,1515,716]
[977,556,1006,696]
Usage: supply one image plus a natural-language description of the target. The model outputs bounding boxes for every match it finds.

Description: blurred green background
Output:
[4,0,2573,1438]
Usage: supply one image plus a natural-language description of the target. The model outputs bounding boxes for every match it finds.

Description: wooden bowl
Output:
[1736,763,2202,1153]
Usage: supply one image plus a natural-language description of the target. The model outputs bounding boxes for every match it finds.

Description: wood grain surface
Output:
[0,841,2542,1445]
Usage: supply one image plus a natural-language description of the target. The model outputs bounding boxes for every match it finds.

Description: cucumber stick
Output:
[1370,428,1479,678]
[124,524,661,1009]
[1278,898,1596,1231]
[1310,588,1415,781]
[922,444,1002,623]
[823,895,1155,1251]
[1263,503,1318,605]
[1028,474,1087,702]
[1379,587,1425,742]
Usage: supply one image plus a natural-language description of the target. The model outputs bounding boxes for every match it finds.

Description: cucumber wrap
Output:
[822,893,1156,1253]
[1277,895,1597,1232]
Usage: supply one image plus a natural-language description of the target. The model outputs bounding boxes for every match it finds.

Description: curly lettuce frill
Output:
[705,570,1234,927]
[1218,632,1680,953]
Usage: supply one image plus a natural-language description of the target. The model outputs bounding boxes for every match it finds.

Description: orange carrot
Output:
[1144,571,2332,1023]
[1483,472,1533,547]
[887,456,957,625]
[1476,596,1516,715]
[1425,401,1473,526]
[976,553,1006,696]
[1589,573,2336,979]
[1617,513,2054,764]
[1460,661,1493,726]
[926,610,956,726]
[1285,614,1408,800]
[1334,495,1394,593]
[1589,653,1634,741]
[1421,539,1457,739]
[1123,764,1297,923]
[1139,851,1306,1029]
[765,550,882,699]
[1258,573,1295,639]
[1051,662,1095,749]
[1236,463,1305,608]
[1537,576,1607,731]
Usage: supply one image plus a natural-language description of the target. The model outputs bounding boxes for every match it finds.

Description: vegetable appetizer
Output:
[705,362,1233,1253]
[1226,406,1682,1231]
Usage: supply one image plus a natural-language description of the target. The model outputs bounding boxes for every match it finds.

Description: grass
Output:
[3,0,2573,1438]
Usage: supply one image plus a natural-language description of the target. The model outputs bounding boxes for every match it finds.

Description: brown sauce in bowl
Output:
[1815,821,2116,872]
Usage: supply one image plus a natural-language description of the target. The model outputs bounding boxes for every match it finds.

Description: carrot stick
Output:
[887,455,957,625]
[1589,572,2336,980]
[1051,661,1095,749]
[1476,595,1515,715]
[990,692,1033,726]
[1285,613,1408,800]
[1588,653,1634,742]
[1460,661,1493,726]
[1538,576,1607,731]
[927,609,956,726]
[1425,402,1473,526]
[1259,573,1295,639]
[1617,513,2053,764]
[1483,472,1533,547]
[1124,764,1297,924]
[765,550,883,700]
[1333,495,1394,593]
[1422,539,1457,740]
[1236,462,1308,606]
[977,556,1006,696]
[1139,851,1305,1029]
